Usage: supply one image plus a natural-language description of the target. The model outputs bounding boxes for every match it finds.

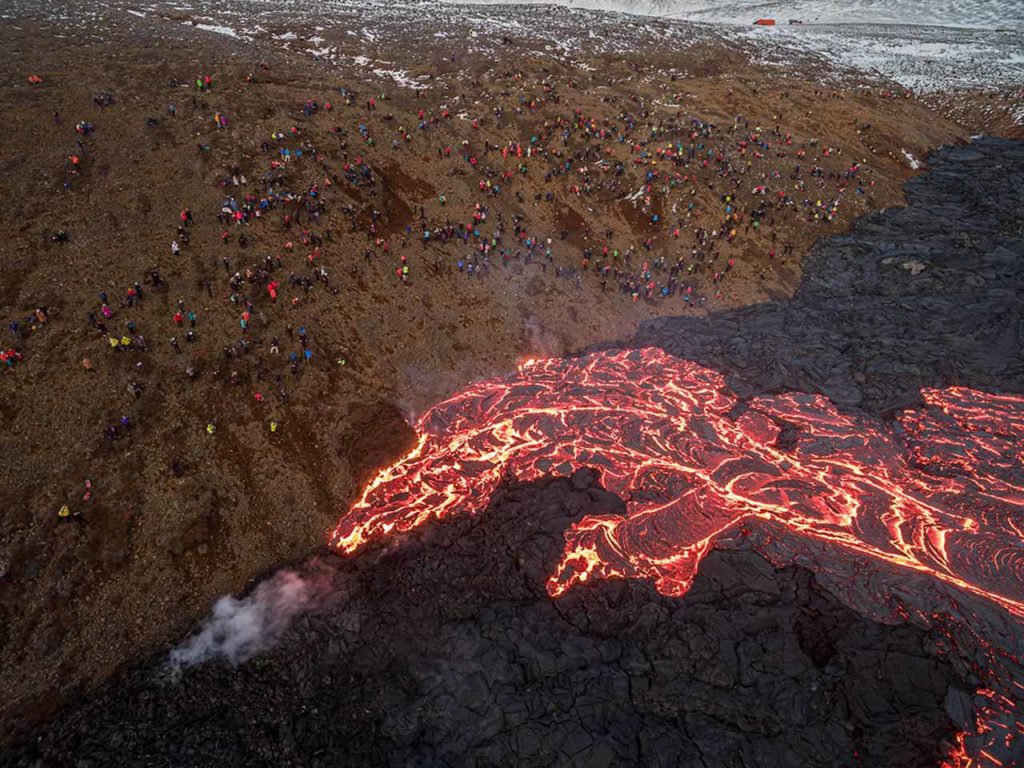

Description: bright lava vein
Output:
[331,347,1024,765]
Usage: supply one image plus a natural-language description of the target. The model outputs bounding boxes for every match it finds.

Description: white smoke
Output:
[523,316,563,359]
[395,398,419,427]
[169,565,331,668]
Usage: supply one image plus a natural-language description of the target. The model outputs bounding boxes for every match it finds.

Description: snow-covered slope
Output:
[453,0,1023,30]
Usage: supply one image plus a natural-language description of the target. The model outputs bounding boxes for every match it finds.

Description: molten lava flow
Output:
[331,348,1024,765]
[332,349,1023,613]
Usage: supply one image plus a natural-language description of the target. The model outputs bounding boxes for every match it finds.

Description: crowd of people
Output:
[8,65,885,522]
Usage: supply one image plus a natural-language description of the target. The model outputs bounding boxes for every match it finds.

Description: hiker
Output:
[57,504,82,523]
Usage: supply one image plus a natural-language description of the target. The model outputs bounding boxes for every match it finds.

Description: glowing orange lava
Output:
[330,348,1024,766]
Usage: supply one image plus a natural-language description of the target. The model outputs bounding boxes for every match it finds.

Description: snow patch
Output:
[196,22,238,37]
[902,149,921,169]
[372,68,429,88]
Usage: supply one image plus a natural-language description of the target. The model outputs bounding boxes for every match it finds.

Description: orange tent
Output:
[27,74,43,84]
[753,18,776,26]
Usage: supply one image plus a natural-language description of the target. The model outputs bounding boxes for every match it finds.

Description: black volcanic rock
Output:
[634,136,1024,415]
[3,473,967,767]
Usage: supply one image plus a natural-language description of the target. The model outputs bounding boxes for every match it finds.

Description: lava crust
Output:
[2,472,970,768]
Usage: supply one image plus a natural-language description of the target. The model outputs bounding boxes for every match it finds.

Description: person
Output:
[1,349,21,369]
[57,504,81,523]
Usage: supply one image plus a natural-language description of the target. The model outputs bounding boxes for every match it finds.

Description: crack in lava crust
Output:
[331,348,1024,765]
[332,348,1023,612]
[331,347,1024,763]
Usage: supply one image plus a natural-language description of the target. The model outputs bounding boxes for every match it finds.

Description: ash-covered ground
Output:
[3,128,1022,767]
